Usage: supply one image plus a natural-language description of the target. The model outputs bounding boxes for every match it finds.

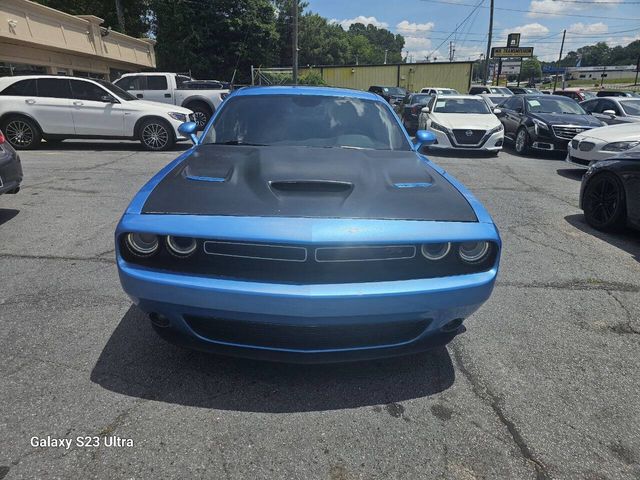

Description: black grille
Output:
[452,129,486,145]
[570,155,590,166]
[578,141,595,152]
[121,238,498,284]
[184,315,431,350]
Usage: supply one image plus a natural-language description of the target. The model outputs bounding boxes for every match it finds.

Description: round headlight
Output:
[126,232,159,256]
[458,241,490,264]
[166,236,197,257]
[421,242,451,261]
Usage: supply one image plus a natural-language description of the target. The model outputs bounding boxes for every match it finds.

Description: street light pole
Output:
[292,0,298,85]
[553,29,566,92]
[483,0,494,85]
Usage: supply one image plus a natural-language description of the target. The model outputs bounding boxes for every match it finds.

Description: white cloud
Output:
[330,16,388,30]
[568,22,608,35]
[528,0,622,18]
[396,20,435,34]
[501,22,550,39]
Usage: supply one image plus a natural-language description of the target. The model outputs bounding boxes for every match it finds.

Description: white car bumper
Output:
[428,128,504,152]
[565,143,613,168]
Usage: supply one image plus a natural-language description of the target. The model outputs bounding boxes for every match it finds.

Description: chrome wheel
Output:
[141,123,169,150]
[515,129,527,153]
[6,120,34,147]
[192,111,208,129]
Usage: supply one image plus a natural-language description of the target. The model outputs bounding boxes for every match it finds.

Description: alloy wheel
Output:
[515,129,527,153]
[585,175,620,226]
[142,123,169,150]
[192,111,208,129]
[5,120,34,147]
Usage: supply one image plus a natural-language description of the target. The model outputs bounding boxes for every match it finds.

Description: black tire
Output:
[186,102,212,130]
[514,127,530,155]
[138,118,175,151]
[1,115,42,150]
[583,171,626,231]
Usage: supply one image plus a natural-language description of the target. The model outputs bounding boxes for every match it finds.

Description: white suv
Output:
[0,76,194,151]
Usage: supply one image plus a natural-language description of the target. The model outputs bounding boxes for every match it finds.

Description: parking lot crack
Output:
[606,291,640,335]
[497,279,639,293]
[0,253,114,265]
[451,344,552,480]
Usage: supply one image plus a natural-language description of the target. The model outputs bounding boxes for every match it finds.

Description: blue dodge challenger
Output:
[116,86,501,362]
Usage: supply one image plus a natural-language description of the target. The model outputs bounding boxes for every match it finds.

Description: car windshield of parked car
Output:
[437,89,459,95]
[620,99,640,115]
[526,97,586,115]
[383,87,406,96]
[204,94,411,151]
[411,94,431,104]
[96,80,137,101]
[583,91,597,99]
[432,98,490,114]
[489,87,512,95]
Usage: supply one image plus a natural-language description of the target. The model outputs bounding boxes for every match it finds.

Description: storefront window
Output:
[0,62,47,77]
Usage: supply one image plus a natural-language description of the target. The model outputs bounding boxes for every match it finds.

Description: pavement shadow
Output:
[502,143,566,161]
[40,141,191,152]
[556,168,585,181]
[0,208,19,226]
[91,305,455,413]
[565,213,640,263]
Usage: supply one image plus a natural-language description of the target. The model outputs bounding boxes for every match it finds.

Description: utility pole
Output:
[483,0,494,85]
[553,29,566,92]
[292,0,298,85]
[384,50,388,64]
[115,0,125,33]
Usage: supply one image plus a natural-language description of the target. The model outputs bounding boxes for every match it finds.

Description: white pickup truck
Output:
[114,72,229,129]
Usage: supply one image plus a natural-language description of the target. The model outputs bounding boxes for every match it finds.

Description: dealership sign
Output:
[501,60,521,75]
[491,47,534,58]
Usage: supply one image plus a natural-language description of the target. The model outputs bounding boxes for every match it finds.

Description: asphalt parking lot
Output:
[1,140,639,480]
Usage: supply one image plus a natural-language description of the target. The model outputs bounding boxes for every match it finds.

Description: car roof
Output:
[232,85,382,101]
[436,94,486,100]
[0,75,104,88]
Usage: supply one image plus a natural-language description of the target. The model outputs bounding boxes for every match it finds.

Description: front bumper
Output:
[429,128,503,151]
[115,214,500,362]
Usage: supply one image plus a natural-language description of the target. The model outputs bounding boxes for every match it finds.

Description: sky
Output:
[306,0,640,63]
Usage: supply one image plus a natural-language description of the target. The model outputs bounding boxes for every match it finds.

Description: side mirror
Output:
[493,108,502,115]
[101,95,116,103]
[413,129,437,151]
[421,106,431,113]
[602,109,616,117]
[178,121,198,144]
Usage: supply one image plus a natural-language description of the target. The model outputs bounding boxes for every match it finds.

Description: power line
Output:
[420,0,640,20]
[426,0,486,59]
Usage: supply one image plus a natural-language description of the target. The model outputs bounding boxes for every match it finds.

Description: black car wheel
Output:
[2,116,41,150]
[514,128,529,155]
[583,172,626,230]
[139,119,175,151]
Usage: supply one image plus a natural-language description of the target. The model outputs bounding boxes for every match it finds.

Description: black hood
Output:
[530,112,604,128]
[142,144,477,222]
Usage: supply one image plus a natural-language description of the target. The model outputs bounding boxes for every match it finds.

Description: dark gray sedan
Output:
[580,97,640,125]
[0,130,23,195]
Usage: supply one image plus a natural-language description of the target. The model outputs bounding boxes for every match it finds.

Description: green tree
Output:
[34,0,151,37]
[521,57,542,81]
[151,0,279,83]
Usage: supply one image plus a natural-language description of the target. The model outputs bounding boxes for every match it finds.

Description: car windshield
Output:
[526,97,586,114]
[437,89,459,95]
[620,99,640,115]
[382,87,405,95]
[432,98,490,114]
[524,88,541,94]
[203,94,411,151]
[411,94,431,104]
[97,80,137,101]
[489,87,512,95]
[583,91,597,99]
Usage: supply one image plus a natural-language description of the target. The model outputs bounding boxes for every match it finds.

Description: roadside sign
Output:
[507,33,521,48]
[491,47,533,58]
[502,60,521,75]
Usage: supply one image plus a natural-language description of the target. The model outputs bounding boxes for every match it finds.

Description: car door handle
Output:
[136,94,143,98]
[164,93,171,98]
[25,98,36,104]
[73,101,83,106]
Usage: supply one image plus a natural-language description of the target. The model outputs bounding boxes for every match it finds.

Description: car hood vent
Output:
[269,180,353,194]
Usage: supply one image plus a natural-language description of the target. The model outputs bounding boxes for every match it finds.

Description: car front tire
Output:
[514,127,530,155]
[186,102,212,130]
[583,171,626,231]
[2,115,42,150]
[139,119,175,151]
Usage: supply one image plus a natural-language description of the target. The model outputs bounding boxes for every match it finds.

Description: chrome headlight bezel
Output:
[532,118,549,134]
[429,121,450,133]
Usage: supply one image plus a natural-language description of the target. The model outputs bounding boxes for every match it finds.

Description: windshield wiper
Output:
[214,140,268,146]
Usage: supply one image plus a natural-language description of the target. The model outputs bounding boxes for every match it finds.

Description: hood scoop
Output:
[182,164,232,183]
[269,180,353,194]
